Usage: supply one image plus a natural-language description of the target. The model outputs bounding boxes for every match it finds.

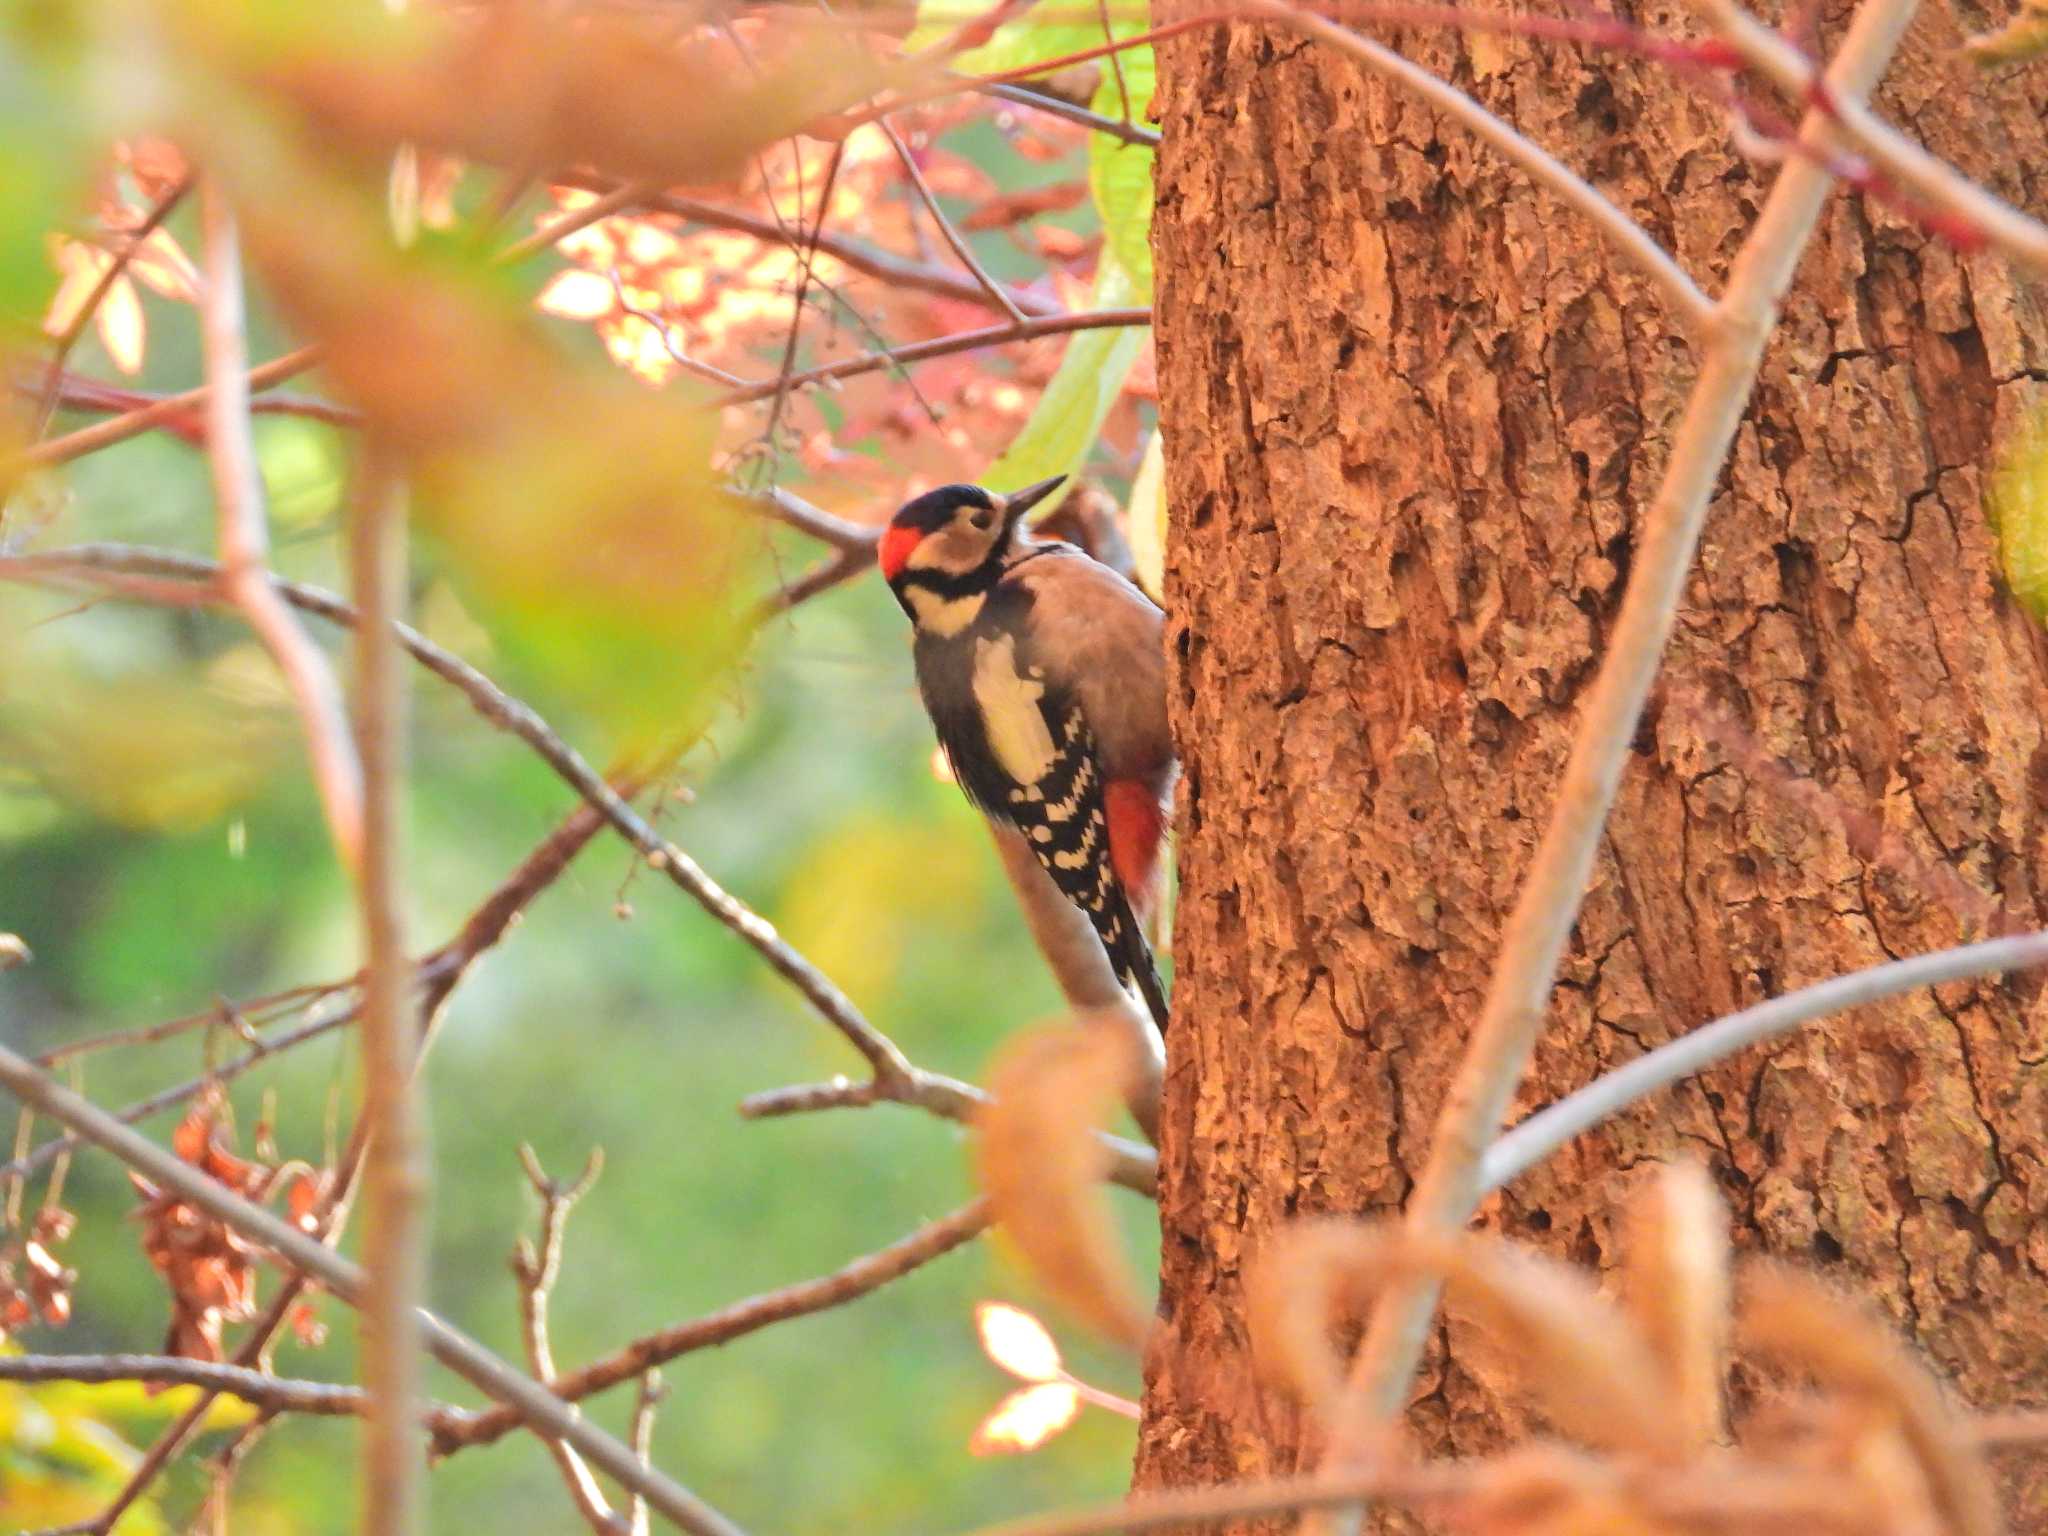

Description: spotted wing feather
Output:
[914,591,1168,1028]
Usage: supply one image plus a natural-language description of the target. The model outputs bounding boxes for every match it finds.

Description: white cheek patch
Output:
[905,586,985,637]
[971,633,1058,785]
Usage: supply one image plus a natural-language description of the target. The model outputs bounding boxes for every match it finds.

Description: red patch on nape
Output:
[879,524,924,582]
[1104,779,1166,917]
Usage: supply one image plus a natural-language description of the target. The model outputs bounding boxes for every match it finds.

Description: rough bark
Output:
[1139,0,2048,1518]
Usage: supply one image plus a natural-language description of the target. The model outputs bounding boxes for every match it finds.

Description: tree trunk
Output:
[1139,0,2048,1517]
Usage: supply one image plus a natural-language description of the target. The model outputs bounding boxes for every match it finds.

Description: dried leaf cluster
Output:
[129,1094,328,1366]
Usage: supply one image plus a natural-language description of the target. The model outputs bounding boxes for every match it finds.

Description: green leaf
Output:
[1989,405,2048,623]
[980,253,1144,512]
[1088,45,1154,301]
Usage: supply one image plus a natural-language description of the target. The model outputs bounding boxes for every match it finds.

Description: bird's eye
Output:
[968,508,994,531]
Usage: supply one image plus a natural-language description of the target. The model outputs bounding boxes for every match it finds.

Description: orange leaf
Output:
[975,1301,1063,1383]
[969,1382,1080,1456]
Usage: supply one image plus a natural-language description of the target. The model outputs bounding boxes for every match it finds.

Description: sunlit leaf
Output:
[127,228,202,304]
[388,141,421,247]
[537,268,619,322]
[1126,429,1164,600]
[1966,0,2048,63]
[97,276,146,376]
[975,1300,1064,1382]
[1989,405,2048,622]
[976,1021,1149,1348]
[1088,46,1154,301]
[981,252,1145,515]
[968,1381,1080,1456]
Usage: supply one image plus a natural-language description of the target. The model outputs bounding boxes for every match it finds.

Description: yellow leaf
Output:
[969,1382,1079,1456]
[975,1301,1063,1383]
[97,275,145,376]
[42,238,106,336]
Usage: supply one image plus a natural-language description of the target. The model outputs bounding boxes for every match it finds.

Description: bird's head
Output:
[877,476,1066,588]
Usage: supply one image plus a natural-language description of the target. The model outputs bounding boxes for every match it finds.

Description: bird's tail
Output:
[1100,885,1170,1031]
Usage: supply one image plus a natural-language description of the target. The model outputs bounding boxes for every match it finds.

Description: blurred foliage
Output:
[1,1347,261,1536]
[0,0,1160,1527]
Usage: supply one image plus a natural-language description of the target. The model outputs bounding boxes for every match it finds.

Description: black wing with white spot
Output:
[912,584,1168,1027]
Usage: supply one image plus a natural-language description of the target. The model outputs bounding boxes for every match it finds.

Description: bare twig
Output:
[608,277,752,390]
[500,179,655,266]
[431,1198,992,1455]
[738,1064,1157,1194]
[949,1455,1870,1536]
[712,307,1151,407]
[0,1354,459,1425]
[9,368,363,431]
[1483,930,2048,1191]
[979,82,1160,145]
[1318,0,1922,1507]
[881,118,1028,324]
[1704,0,2048,277]
[628,1373,665,1536]
[349,448,422,1536]
[514,1147,631,1536]
[1256,4,1714,338]
[561,177,1061,317]
[19,346,325,469]
[0,1044,748,1536]
[200,183,363,873]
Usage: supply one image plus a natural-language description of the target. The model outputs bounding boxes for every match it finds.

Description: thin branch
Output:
[979,82,1160,146]
[1317,0,1922,1506]
[609,275,752,390]
[500,179,655,266]
[10,369,362,431]
[737,1065,1157,1194]
[880,118,1029,324]
[0,1043,748,1536]
[565,178,1061,318]
[1482,930,2048,1191]
[1254,3,1715,338]
[0,1354,449,1424]
[200,183,363,874]
[953,1459,1875,1536]
[514,1147,630,1536]
[430,1198,992,1455]
[712,307,1151,407]
[628,1373,665,1536]
[349,448,421,1536]
[19,346,325,469]
[1704,0,2048,277]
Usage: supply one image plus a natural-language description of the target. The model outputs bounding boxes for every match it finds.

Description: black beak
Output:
[999,475,1066,527]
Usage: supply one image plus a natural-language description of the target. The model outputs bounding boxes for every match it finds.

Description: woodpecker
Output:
[880,475,1174,1029]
